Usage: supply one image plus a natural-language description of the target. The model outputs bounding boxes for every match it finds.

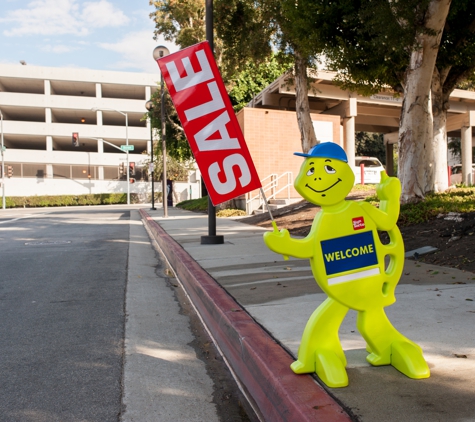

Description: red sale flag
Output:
[157,41,261,206]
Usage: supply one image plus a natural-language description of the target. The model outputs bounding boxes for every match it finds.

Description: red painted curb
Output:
[140,210,353,422]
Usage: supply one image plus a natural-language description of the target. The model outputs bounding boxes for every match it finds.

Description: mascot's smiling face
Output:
[294,144,355,206]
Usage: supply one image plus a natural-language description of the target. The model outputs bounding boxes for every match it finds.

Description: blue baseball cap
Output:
[294,142,348,163]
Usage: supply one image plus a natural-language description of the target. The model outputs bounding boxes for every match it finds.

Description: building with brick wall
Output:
[236,107,340,212]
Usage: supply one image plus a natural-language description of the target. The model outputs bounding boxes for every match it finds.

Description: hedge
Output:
[3,193,136,208]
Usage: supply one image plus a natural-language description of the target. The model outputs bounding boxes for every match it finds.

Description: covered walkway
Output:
[250,71,475,184]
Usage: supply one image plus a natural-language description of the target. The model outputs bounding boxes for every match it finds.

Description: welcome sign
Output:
[321,231,378,277]
[157,41,261,205]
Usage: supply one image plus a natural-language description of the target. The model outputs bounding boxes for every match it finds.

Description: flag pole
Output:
[260,187,288,260]
[260,187,277,230]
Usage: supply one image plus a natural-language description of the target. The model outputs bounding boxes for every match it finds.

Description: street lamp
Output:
[91,107,130,205]
[153,45,170,218]
[0,109,4,210]
[145,100,156,210]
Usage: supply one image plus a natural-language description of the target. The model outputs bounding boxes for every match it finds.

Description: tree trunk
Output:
[294,52,318,153]
[398,0,451,203]
[431,67,450,192]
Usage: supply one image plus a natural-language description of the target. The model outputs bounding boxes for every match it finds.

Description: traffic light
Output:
[119,162,125,175]
[129,162,135,177]
[7,166,13,178]
[72,132,79,147]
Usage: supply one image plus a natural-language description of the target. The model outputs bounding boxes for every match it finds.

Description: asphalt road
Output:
[0,207,129,422]
[0,206,251,422]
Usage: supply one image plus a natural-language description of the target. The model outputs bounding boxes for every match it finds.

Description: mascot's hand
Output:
[376,171,400,201]
[263,223,290,259]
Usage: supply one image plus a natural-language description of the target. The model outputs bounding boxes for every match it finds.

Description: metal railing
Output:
[246,172,293,214]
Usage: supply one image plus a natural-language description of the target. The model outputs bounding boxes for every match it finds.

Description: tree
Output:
[430,2,475,192]
[148,1,290,152]
[301,0,451,203]
[149,0,205,48]
[147,88,192,162]
[215,0,334,153]
[228,54,292,112]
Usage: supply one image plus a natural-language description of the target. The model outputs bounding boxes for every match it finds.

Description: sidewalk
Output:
[140,206,475,422]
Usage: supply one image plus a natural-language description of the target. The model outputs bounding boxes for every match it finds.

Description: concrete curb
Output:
[140,209,353,422]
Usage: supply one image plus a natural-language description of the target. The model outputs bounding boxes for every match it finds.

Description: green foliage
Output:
[148,1,293,161]
[364,187,475,225]
[355,132,386,164]
[215,0,275,77]
[4,193,130,208]
[176,196,209,212]
[309,0,475,98]
[146,89,192,162]
[149,0,205,48]
[229,55,292,111]
[447,138,475,163]
[143,147,195,182]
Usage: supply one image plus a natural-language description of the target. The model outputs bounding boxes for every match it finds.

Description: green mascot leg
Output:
[356,308,430,379]
[291,297,349,388]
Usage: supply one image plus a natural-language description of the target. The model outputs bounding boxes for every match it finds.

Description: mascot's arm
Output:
[359,171,401,231]
[263,222,314,259]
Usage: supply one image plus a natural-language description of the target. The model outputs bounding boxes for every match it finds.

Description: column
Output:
[343,116,355,166]
[96,83,102,98]
[343,98,357,166]
[97,138,104,180]
[96,110,103,126]
[46,164,53,179]
[44,79,51,96]
[461,125,472,185]
[46,135,53,151]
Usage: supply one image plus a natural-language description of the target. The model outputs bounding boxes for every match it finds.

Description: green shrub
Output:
[217,209,247,217]
[3,193,128,208]
[365,187,475,226]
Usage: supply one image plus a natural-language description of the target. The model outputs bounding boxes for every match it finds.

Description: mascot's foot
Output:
[366,350,391,367]
[291,359,314,374]
[315,350,348,388]
[391,341,430,379]
[291,350,348,388]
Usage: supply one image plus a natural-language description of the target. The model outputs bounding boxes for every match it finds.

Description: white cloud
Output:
[81,0,129,28]
[98,30,176,73]
[41,44,75,53]
[1,0,129,37]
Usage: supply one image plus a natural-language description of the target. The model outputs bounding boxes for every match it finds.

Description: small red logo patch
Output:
[352,217,365,230]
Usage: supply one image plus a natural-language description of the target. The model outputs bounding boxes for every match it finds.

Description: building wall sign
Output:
[369,94,403,103]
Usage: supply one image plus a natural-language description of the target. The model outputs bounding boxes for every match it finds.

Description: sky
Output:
[0,0,177,74]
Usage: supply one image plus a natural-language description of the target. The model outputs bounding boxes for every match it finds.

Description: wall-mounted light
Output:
[80,117,86,123]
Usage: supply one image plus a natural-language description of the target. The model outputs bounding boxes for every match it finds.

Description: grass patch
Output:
[352,184,377,193]
[365,187,475,226]
[176,196,246,217]
[176,196,209,212]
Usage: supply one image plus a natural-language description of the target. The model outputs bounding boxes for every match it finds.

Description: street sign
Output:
[120,145,134,151]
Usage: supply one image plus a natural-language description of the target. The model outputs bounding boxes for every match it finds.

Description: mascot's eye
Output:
[306,167,315,176]
[324,165,336,174]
